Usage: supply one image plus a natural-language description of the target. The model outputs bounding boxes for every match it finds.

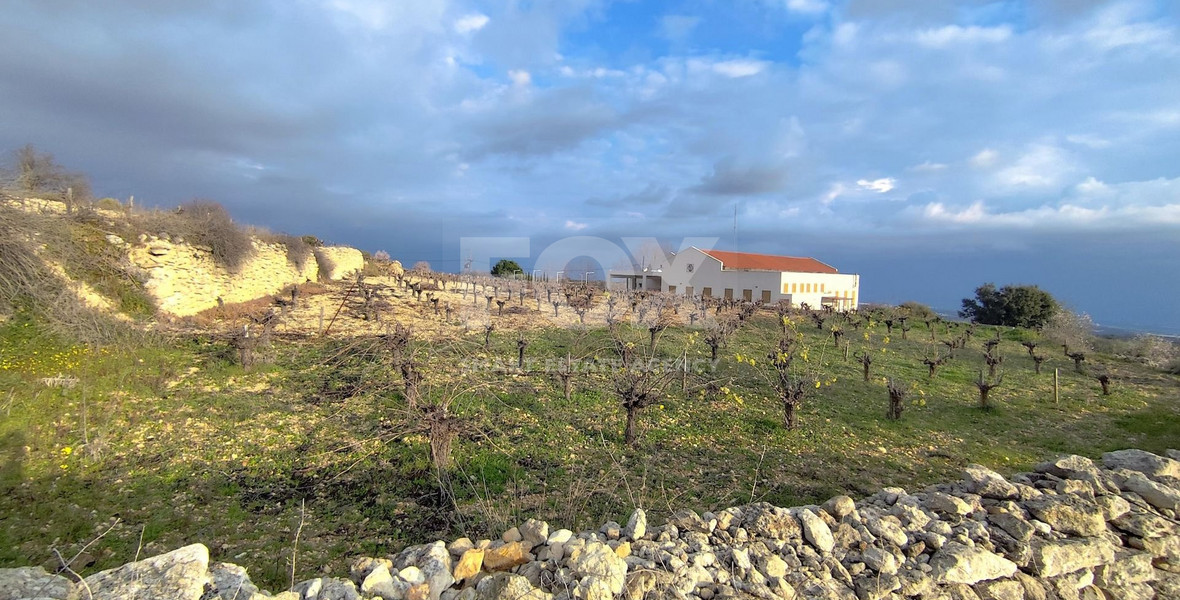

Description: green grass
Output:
[1,311,1178,591]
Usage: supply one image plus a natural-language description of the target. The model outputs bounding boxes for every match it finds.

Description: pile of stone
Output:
[4,449,1178,600]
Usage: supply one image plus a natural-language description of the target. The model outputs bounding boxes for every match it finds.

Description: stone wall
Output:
[126,236,321,317]
[5,448,1178,600]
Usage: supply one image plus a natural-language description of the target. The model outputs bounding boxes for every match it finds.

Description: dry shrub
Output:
[133,200,254,270]
[183,296,276,328]
[257,231,315,272]
[0,205,149,345]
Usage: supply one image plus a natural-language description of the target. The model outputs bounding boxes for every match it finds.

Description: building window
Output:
[782,283,790,294]
[668,285,677,294]
[821,283,826,293]
[724,288,734,300]
[791,283,797,293]
[702,287,712,298]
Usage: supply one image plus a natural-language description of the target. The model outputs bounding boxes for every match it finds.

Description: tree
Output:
[1043,309,1094,356]
[4,144,92,206]
[490,259,523,278]
[959,283,1058,328]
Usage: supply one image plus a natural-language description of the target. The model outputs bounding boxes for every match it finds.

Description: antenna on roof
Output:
[733,203,738,252]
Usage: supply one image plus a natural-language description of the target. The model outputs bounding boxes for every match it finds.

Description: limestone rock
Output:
[483,542,529,572]
[862,547,898,575]
[1023,495,1106,537]
[989,512,1034,543]
[824,495,856,520]
[795,508,835,554]
[0,566,76,600]
[926,492,972,516]
[929,542,1018,585]
[452,549,484,584]
[1035,455,1097,479]
[362,564,406,600]
[1121,473,1180,513]
[568,542,627,595]
[210,562,260,599]
[83,543,211,600]
[314,246,364,281]
[475,573,549,600]
[973,578,1025,600]
[352,557,394,582]
[742,503,801,540]
[964,465,1020,500]
[1093,551,1155,588]
[1028,538,1117,578]
[623,509,646,541]
[1103,449,1180,485]
[293,577,362,600]
[520,519,550,548]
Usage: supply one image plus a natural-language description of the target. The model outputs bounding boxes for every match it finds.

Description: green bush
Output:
[960,283,1058,328]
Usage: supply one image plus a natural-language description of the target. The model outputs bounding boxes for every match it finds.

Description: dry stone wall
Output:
[5,448,1179,600]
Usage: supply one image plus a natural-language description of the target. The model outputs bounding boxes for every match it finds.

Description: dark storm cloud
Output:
[689,158,789,196]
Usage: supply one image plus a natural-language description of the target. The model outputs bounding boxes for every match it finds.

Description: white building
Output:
[611,247,859,310]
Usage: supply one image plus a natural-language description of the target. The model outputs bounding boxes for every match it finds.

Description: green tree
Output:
[490,259,523,278]
[960,283,1058,328]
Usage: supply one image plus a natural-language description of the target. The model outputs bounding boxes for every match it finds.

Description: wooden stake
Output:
[1054,368,1059,404]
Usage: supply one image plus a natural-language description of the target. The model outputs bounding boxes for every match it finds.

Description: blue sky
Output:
[2,0,1179,332]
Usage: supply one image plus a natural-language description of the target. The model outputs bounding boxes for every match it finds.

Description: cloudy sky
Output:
[2,0,1179,332]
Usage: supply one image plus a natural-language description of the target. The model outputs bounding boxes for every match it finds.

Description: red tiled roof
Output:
[698,249,838,274]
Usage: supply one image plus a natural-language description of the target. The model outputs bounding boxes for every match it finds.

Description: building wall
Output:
[660,247,860,309]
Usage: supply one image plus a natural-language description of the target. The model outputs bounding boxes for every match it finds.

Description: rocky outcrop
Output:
[127,236,320,316]
[314,246,365,281]
[126,236,367,317]
[4,449,1178,600]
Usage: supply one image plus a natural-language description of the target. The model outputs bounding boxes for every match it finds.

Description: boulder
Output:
[0,566,76,600]
[1028,538,1117,578]
[1103,449,1180,485]
[795,508,835,554]
[83,543,211,600]
[964,465,1020,499]
[1023,495,1106,537]
[929,542,1018,585]
[1121,473,1180,513]
[568,542,627,595]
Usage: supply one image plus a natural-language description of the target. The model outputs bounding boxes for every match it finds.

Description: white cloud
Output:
[324,0,393,29]
[785,0,829,15]
[454,13,490,34]
[712,59,769,78]
[920,200,1180,229]
[916,25,1012,48]
[909,161,947,173]
[1065,134,1111,149]
[508,69,531,86]
[995,144,1073,188]
[970,149,999,169]
[857,177,896,193]
[564,220,588,231]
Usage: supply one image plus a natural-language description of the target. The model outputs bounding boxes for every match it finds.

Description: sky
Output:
[1,0,1179,333]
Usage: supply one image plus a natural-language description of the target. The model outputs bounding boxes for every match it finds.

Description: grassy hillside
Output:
[1,285,1177,590]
